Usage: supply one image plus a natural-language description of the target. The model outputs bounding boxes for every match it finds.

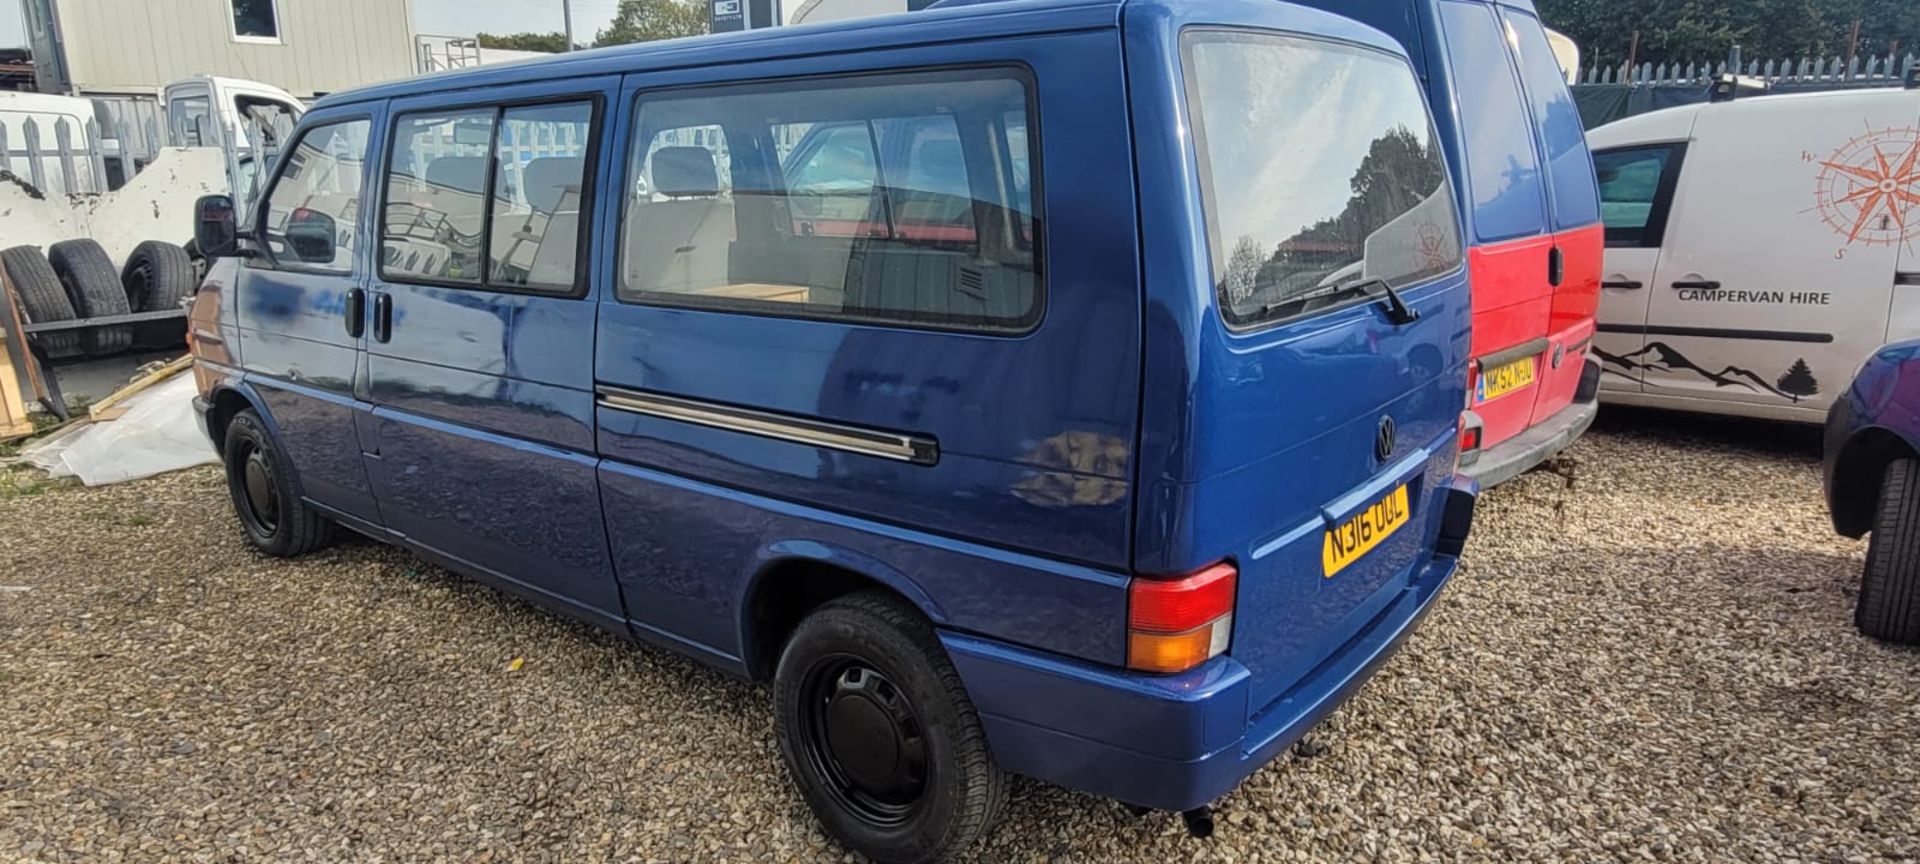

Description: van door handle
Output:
[1547,246,1564,287]
[1897,272,1920,286]
[1672,280,1721,290]
[372,293,393,343]
[344,288,365,338]
[1602,280,1643,290]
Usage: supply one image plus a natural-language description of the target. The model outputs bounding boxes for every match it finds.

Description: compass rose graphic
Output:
[1810,125,1920,249]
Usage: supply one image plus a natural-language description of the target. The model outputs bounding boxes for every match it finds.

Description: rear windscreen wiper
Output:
[1262,277,1421,325]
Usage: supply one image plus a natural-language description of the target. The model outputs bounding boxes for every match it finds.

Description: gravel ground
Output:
[2,409,1916,863]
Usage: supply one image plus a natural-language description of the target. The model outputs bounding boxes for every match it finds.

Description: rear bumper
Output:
[1459,360,1599,487]
[943,507,1469,811]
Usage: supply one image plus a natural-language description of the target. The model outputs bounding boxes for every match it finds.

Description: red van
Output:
[1300,0,1603,484]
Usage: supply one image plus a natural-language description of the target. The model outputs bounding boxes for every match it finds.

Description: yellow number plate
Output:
[1322,484,1411,578]
[1476,356,1538,404]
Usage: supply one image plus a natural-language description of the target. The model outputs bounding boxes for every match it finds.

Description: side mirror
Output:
[284,208,337,264]
[194,195,238,258]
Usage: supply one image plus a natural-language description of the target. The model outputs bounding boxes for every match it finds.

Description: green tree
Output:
[594,0,710,47]
[476,32,576,53]
[1536,0,1920,67]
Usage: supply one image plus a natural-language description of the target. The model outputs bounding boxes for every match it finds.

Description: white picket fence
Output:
[0,104,166,197]
[0,115,107,196]
[1584,51,1918,87]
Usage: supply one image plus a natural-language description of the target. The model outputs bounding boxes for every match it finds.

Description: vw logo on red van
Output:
[1375,415,1397,463]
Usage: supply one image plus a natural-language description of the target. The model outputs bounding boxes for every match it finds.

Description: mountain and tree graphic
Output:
[1596,342,1820,402]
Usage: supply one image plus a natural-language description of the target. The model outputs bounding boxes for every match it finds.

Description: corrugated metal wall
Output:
[51,0,418,98]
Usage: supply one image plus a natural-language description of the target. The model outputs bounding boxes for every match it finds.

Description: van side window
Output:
[1502,10,1601,230]
[1594,144,1685,248]
[1437,0,1546,242]
[259,118,371,273]
[488,102,594,290]
[384,109,494,284]
[1183,30,1461,330]
[619,70,1041,331]
[382,101,596,292]
[169,95,215,147]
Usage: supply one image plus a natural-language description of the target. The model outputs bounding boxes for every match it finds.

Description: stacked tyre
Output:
[122,240,198,313]
[122,240,198,350]
[2,239,198,358]
[47,238,132,355]
[1,245,83,358]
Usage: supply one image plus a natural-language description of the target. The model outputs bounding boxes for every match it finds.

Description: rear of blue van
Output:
[944,0,1476,812]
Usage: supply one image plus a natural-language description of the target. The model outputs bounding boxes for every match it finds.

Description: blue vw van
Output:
[187,0,1477,859]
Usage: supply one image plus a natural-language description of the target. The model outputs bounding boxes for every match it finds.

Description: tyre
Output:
[1857,457,1920,645]
[223,409,333,557]
[1,244,81,357]
[47,238,131,355]
[121,239,197,312]
[774,591,1006,864]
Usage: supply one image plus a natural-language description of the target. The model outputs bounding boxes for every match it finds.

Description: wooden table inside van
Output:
[689,283,812,304]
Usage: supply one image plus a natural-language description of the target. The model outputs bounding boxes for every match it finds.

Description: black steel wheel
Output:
[799,655,930,828]
[235,436,280,536]
[774,591,1005,864]
[222,409,333,557]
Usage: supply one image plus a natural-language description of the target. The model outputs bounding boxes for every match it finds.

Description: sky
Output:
[0,0,631,50]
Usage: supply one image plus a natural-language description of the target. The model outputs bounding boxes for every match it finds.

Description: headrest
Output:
[651,146,720,198]
[521,156,584,213]
[424,155,487,194]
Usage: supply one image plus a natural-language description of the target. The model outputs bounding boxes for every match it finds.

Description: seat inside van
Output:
[507,155,586,287]
[625,145,738,296]
[620,103,1038,327]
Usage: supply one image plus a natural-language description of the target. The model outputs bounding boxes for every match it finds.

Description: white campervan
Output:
[1589,85,1920,422]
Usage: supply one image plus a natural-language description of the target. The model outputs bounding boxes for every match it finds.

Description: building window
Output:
[232,0,280,41]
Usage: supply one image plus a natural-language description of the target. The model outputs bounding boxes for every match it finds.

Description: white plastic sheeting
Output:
[22,374,216,485]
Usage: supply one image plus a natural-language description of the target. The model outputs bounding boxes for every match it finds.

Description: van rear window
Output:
[1184,30,1461,330]
[618,69,1041,332]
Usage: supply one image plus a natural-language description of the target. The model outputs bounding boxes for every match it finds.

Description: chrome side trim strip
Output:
[596,386,938,466]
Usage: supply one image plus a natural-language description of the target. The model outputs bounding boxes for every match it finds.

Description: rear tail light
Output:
[1127,562,1236,674]
[1456,409,1484,473]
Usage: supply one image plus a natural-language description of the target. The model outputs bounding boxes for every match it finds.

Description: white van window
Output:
[1594,144,1684,249]
[619,70,1040,331]
[260,119,370,272]
[1184,30,1461,329]
[235,96,298,153]
[169,95,214,147]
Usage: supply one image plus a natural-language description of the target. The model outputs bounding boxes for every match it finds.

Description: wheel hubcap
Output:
[802,658,927,826]
[240,445,278,533]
